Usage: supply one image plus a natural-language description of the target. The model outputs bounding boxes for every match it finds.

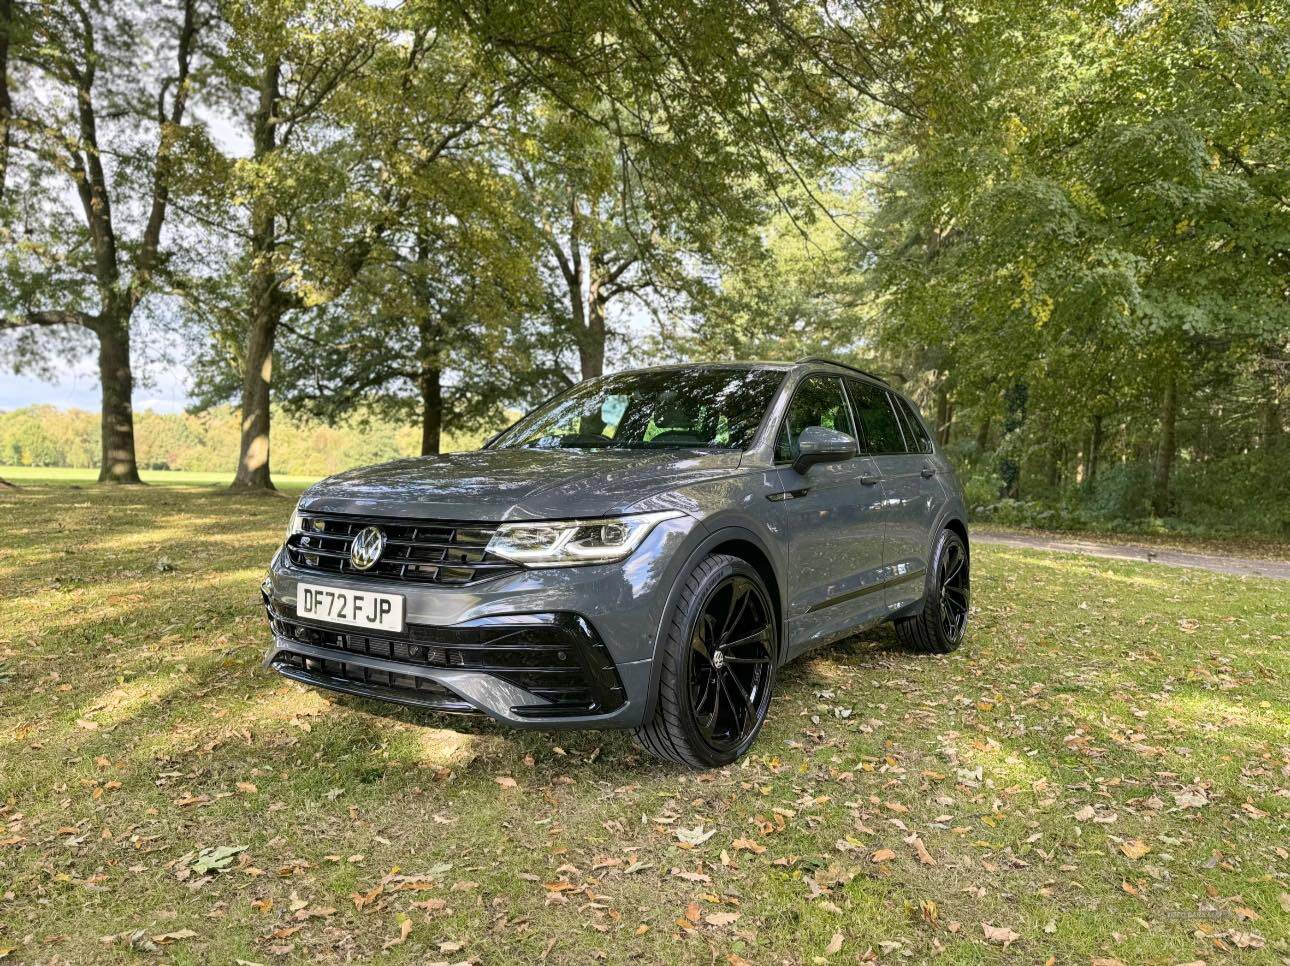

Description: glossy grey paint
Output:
[262,360,967,728]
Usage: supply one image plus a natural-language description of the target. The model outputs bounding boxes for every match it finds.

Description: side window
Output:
[775,375,856,462]
[846,379,906,454]
[894,395,934,454]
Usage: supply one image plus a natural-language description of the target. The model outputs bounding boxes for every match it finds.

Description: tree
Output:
[215,0,376,490]
[0,0,211,482]
[864,0,1289,514]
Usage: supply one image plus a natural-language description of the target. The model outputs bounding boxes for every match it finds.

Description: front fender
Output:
[637,519,788,726]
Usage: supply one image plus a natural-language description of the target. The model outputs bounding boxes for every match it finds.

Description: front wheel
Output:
[894,528,970,654]
[634,554,777,768]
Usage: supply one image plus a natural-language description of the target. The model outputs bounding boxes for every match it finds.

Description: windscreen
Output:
[492,367,785,451]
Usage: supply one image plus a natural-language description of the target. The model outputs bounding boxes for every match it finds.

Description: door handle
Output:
[920,466,936,479]
[859,475,880,486]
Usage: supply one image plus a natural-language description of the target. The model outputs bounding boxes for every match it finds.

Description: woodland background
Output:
[2,0,1288,539]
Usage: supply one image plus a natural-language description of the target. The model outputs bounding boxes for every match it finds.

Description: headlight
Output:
[485,510,684,567]
[286,503,304,542]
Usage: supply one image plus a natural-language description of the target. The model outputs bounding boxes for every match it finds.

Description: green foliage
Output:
[0,405,501,477]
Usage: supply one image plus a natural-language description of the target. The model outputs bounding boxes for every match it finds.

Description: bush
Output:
[1085,463,1153,520]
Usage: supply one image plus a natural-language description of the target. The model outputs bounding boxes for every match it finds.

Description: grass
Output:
[0,482,1286,964]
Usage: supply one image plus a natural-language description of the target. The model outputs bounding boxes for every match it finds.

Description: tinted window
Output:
[846,379,906,454]
[894,395,934,454]
[776,375,856,461]
[492,367,784,450]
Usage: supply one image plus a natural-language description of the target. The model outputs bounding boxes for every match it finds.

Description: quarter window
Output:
[776,375,856,462]
[845,379,906,454]
[894,394,934,454]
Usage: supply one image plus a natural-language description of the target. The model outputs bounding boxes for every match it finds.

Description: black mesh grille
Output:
[285,513,521,586]
[265,600,625,717]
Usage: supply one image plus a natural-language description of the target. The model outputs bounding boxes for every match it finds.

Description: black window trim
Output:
[843,376,910,456]
[772,370,865,465]
[892,392,935,456]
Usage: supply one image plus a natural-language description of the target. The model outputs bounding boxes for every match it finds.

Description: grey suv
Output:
[262,360,970,767]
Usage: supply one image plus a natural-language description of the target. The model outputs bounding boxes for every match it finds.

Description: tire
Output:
[894,528,970,654]
[634,554,778,768]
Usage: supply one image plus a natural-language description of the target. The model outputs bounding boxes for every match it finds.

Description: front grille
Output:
[285,512,521,586]
[265,601,625,717]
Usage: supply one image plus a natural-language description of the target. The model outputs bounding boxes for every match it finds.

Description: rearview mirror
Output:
[792,425,858,474]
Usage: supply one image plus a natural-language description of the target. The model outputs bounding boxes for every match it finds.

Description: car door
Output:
[845,379,944,612]
[775,374,889,659]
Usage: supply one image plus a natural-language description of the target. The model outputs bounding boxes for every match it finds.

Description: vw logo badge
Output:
[349,526,385,571]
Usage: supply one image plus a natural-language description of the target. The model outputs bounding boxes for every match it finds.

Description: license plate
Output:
[297,582,405,633]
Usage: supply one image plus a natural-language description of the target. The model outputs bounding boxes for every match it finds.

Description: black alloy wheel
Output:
[937,537,969,643]
[686,575,774,754]
[894,528,970,654]
[634,554,778,768]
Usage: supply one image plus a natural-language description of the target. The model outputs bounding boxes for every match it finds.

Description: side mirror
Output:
[792,425,858,474]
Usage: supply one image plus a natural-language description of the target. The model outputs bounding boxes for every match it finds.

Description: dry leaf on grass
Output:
[381,918,412,951]
[870,848,896,863]
[824,932,844,955]
[1119,839,1151,860]
[704,911,740,927]
[981,923,1020,946]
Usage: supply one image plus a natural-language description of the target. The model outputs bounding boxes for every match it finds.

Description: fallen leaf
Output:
[906,835,935,866]
[495,776,517,789]
[382,918,412,950]
[191,845,246,875]
[675,825,717,846]
[704,911,740,927]
[151,930,197,944]
[870,848,896,863]
[1119,839,1151,861]
[731,837,765,854]
[824,931,844,955]
[981,923,1020,946]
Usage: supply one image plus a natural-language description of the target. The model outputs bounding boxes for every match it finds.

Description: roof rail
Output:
[795,357,889,386]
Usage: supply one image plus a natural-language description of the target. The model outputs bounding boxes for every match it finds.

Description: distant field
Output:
[0,465,319,489]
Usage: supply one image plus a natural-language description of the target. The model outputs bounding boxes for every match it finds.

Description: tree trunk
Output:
[934,385,952,445]
[1151,374,1177,517]
[95,313,142,484]
[1045,445,1060,489]
[1261,394,1281,455]
[420,365,443,456]
[232,57,280,491]
[417,312,442,456]
[974,415,990,452]
[1086,413,1103,488]
[233,297,276,489]
[579,267,607,380]
[0,0,11,200]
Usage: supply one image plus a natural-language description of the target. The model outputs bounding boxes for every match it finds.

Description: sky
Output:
[2,358,194,414]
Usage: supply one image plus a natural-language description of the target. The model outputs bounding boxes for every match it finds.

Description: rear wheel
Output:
[634,554,777,768]
[894,528,969,654]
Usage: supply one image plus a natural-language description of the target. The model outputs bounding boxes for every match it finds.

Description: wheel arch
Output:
[641,524,786,723]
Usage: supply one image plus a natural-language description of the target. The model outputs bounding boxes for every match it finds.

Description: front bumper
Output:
[260,515,698,729]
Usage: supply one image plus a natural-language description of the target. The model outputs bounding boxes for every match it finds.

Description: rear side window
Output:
[776,375,856,461]
[894,395,934,454]
[845,379,906,454]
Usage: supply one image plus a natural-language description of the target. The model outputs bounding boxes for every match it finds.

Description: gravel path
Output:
[975,529,1290,581]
